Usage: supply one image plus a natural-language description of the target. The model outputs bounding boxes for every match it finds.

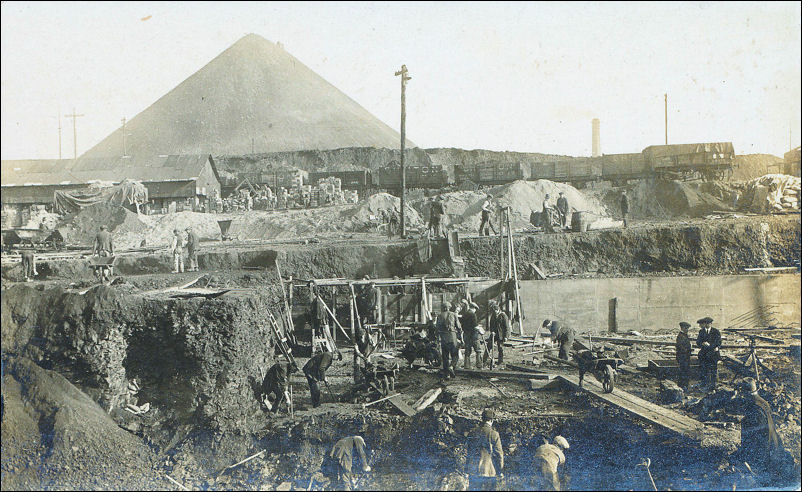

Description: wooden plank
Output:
[557,374,706,439]
[308,276,491,287]
[504,363,557,379]
[455,368,551,380]
[532,263,547,280]
[386,394,417,417]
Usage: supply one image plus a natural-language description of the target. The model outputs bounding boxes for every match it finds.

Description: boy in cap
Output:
[469,408,504,490]
[675,322,692,391]
[696,317,721,391]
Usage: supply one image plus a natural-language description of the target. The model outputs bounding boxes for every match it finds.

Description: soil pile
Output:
[58,203,149,249]
[415,180,608,231]
[228,192,423,240]
[1,356,158,490]
[624,179,733,218]
[145,211,223,246]
[732,154,784,181]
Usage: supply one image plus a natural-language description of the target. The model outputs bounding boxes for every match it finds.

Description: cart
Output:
[574,350,623,393]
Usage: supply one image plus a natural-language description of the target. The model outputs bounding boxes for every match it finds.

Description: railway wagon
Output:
[642,142,734,180]
[308,170,372,192]
[600,153,649,180]
[454,161,526,185]
[375,163,448,189]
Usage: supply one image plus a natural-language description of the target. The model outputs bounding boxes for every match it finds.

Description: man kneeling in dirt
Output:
[533,435,570,491]
[322,435,371,490]
[261,361,296,413]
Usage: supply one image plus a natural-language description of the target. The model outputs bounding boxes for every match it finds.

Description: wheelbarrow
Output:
[89,254,116,284]
[574,350,623,393]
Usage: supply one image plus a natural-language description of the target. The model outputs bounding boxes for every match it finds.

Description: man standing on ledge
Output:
[556,192,569,229]
[696,316,721,392]
[429,195,445,238]
[675,321,692,391]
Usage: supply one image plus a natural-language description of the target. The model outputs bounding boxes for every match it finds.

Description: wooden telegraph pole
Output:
[395,65,411,237]
[121,117,132,157]
[663,94,668,145]
[58,110,63,159]
[65,108,84,159]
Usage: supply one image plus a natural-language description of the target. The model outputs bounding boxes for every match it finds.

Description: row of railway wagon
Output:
[231,141,735,193]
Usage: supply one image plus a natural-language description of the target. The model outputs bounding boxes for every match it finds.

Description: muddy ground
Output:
[1,213,800,490]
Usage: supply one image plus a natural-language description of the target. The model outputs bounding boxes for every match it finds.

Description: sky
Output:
[1,1,800,160]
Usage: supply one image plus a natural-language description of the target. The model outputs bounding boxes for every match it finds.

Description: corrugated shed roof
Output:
[1,154,218,187]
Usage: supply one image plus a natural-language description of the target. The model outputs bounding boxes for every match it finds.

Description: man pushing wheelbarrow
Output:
[573,349,623,393]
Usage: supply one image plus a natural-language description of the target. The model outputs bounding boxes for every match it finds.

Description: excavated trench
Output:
[1,213,800,490]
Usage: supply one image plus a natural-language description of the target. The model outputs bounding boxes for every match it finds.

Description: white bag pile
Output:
[744,174,800,213]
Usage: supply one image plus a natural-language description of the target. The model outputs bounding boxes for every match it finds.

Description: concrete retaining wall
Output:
[517,273,800,335]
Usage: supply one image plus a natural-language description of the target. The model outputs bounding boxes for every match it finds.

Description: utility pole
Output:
[121,117,132,157]
[65,108,84,160]
[395,64,411,237]
[58,111,63,159]
[663,94,668,145]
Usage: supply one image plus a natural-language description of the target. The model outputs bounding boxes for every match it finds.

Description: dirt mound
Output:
[228,193,423,240]
[1,356,158,490]
[146,211,222,246]
[625,179,734,218]
[732,154,784,181]
[58,203,149,249]
[415,180,608,231]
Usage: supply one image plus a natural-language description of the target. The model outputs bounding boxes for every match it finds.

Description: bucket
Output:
[571,211,594,232]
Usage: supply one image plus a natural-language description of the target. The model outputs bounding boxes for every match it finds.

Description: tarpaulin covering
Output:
[642,142,735,160]
[54,179,148,215]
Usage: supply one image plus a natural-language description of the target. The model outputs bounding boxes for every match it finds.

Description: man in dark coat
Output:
[429,196,445,238]
[460,300,483,369]
[322,435,371,490]
[696,317,721,391]
[303,350,340,408]
[556,192,569,229]
[620,192,629,227]
[739,379,784,469]
[675,321,692,391]
[363,282,380,325]
[185,226,200,272]
[486,301,510,365]
[438,302,462,379]
[261,361,295,413]
[309,284,328,339]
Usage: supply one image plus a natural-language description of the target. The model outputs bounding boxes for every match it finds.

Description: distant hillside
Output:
[81,34,409,158]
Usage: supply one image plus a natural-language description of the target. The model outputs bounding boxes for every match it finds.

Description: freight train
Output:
[222,141,734,195]
[456,141,734,187]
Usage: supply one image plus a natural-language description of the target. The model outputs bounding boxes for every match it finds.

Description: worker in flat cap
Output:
[675,322,692,391]
[469,408,504,490]
[696,317,721,392]
[437,301,462,379]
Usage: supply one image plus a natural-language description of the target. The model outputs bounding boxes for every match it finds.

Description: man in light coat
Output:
[469,408,504,490]
[533,435,570,491]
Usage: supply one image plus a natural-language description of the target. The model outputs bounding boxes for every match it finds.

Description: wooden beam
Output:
[504,363,557,379]
[455,368,553,380]
[304,276,492,287]
[589,335,788,350]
